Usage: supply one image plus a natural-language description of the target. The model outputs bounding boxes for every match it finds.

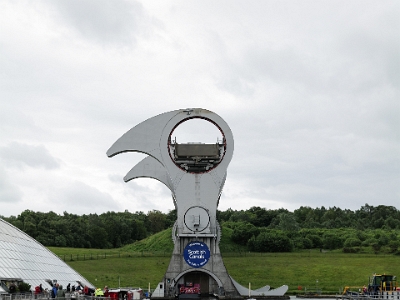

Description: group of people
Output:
[33,283,66,299]
[65,284,110,299]
[33,283,109,299]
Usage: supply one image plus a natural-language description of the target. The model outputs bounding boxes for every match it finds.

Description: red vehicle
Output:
[108,288,143,300]
[179,283,200,298]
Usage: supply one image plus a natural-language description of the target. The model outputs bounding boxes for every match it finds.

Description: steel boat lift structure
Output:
[107,108,288,298]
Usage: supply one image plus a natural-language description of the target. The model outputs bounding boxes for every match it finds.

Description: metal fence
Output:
[336,292,400,300]
[0,294,129,300]
[59,252,171,262]
[57,251,394,262]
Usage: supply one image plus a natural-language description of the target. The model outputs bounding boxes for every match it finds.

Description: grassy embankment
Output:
[49,227,400,295]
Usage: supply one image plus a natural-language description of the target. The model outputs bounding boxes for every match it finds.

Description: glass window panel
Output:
[1,258,10,268]
[0,268,7,277]
[1,219,93,290]
[3,267,13,278]
[4,250,12,259]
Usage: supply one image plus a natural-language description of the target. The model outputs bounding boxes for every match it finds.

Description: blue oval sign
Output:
[183,241,210,268]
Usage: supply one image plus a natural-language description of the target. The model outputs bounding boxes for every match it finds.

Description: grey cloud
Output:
[125,180,173,205]
[107,175,174,212]
[0,142,60,170]
[0,167,23,204]
[0,0,398,216]
[125,179,170,196]
[108,174,125,183]
[212,3,400,98]
[0,104,50,144]
[48,0,146,46]
[56,181,120,212]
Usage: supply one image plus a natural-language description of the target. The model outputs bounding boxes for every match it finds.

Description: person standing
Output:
[8,282,16,293]
[57,285,65,300]
[52,284,58,299]
[34,285,41,299]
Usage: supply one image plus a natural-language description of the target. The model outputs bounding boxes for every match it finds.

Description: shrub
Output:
[344,237,362,247]
[378,234,389,246]
[253,230,293,252]
[356,230,367,241]
[293,237,305,249]
[18,282,31,293]
[231,222,260,245]
[322,232,344,250]
[362,238,378,247]
[306,234,323,248]
[388,240,399,253]
[372,243,381,252]
[343,247,360,253]
[247,235,256,251]
[293,237,313,249]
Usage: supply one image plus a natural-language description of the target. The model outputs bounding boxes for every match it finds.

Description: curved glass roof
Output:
[0,218,93,292]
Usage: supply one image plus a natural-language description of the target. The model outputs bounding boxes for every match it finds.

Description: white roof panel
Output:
[0,218,93,291]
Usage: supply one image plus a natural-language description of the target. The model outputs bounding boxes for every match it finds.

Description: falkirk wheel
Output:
[107,108,288,299]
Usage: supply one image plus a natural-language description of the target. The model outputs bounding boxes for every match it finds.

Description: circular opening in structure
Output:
[171,118,223,144]
[169,117,226,173]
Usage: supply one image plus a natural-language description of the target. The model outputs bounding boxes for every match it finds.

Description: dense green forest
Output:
[2,204,400,253]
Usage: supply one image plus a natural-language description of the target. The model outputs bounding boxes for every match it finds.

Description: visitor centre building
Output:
[0,218,93,294]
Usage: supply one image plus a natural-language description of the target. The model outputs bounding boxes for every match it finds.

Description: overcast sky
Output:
[1,0,399,218]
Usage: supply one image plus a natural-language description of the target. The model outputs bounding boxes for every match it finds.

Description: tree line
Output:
[1,209,176,249]
[219,204,400,253]
[1,204,400,252]
[217,204,400,230]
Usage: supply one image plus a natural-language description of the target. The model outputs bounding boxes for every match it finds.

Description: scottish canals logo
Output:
[183,241,210,268]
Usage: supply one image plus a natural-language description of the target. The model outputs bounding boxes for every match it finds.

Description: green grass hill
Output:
[50,228,400,295]
[119,226,247,253]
